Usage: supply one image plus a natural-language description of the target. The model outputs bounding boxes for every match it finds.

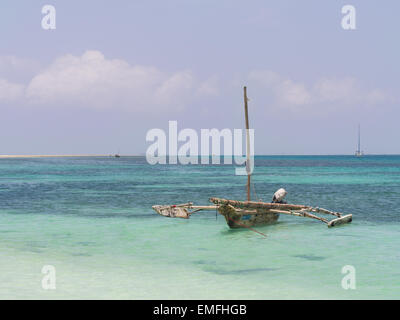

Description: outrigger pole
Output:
[152,203,218,219]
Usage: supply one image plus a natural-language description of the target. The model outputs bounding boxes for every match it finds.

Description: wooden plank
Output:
[269,209,328,223]
[311,207,342,217]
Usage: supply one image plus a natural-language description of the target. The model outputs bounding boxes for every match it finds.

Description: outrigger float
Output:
[152,87,353,229]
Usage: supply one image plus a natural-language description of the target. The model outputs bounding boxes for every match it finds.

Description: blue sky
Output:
[0,0,399,155]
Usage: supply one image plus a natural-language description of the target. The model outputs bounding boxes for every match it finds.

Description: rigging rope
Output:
[250,179,263,202]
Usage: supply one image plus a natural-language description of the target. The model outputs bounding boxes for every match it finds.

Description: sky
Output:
[0,0,399,155]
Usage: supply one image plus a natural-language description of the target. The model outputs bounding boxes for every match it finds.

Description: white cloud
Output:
[248,70,311,106]
[196,75,219,96]
[313,77,358,102]
[365,88,388,104]
[0,53,394,113]
[248,70,393,110]
[313,77,395,105]
[24,50,200,111]
[0,78,25,102]
[277,79,311,105]
[154,70,194,106]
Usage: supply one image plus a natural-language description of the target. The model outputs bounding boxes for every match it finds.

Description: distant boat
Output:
[115,154,120,158]
[355,124,364,157]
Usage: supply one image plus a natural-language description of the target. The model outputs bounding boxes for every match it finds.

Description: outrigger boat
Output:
[152,198,352,228]
[152,87,352,229]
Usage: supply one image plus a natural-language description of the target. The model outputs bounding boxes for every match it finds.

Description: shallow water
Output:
[0,155,399,299]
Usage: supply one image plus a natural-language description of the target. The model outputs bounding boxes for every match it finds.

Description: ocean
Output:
[0,155,399,299]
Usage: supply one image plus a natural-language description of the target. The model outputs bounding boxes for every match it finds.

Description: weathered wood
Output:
[152,204,217,218]
[189,205,218,210]
[269,209,328,224]
[310,207,342,217]
[187,205,218,214]
[153,200,352,228]
[152,205,190,219]
[327,214,353,227]
[269,209,303,216]
[210,197,309,211]
[171,202,193,207]
[218,204,279,228]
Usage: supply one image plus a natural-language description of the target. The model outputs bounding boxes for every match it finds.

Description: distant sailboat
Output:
[355,125,364,157]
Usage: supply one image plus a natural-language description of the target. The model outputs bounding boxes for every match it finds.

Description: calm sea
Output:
[0,155,399,299]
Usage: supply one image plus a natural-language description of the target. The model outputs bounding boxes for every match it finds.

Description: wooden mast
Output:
[244,86,251,201]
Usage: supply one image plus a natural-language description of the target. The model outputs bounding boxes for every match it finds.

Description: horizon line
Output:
[1,153,400,159]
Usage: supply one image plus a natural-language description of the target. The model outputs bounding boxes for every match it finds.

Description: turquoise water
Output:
[0,155,399,299]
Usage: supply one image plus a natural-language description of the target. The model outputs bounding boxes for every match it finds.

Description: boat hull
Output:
[217,204,279,229]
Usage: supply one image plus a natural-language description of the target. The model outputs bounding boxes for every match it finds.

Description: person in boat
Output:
[272,188,287,204]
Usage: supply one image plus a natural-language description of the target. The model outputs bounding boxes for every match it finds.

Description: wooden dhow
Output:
[152,87,353,229]
[209,198,352,228]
